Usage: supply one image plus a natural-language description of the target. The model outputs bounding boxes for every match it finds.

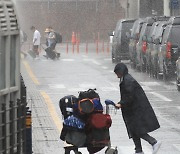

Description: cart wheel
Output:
[105,146,118,154]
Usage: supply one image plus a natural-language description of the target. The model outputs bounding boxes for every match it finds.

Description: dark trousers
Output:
[132,133,157,153]
[64,147,80,154]
[33,45,39,56]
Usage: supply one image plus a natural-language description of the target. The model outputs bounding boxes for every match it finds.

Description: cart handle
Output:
[105,99,115,106]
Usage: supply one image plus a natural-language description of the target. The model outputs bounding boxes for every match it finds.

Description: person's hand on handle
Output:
[115,103,121,109]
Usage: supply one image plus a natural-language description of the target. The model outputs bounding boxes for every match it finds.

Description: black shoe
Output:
[57,53,60,58]
[43,55,48,59]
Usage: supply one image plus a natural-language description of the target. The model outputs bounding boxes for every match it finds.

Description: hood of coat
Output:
[114,63,128,77]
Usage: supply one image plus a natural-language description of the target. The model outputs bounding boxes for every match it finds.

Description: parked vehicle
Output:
[145,17,170,76]
[111,19,135,63]
[148,21,168,78]
[176,57,180,91]
[168,16,180,25]
[146,21,161,75]
[156,24,180,81]
[128,18,145,68]
[135,17,156,71]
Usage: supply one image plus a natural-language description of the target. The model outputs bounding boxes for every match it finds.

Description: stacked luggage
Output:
[59,89,114,154]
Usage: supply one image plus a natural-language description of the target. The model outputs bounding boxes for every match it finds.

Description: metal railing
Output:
[0,76,32,154]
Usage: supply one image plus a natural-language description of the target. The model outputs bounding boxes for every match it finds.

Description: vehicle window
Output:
[117,21,134,41]
[149,23,158,38]
[169,26,180,45]
[122,22,134,32]
[121,21,134,36]
[162,26,171,44]
[139,24,147,42]
[154,24,165,40]
[114,20,122,39]
[131,20,139,37]
[145,25,152,36]
[131,19,143,37]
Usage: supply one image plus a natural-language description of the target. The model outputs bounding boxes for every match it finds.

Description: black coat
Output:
[119,73,160,138]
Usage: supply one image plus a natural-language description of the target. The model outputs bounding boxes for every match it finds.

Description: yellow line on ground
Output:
[23,60,64,142]
[22,61,40,85]
[40,91,63,132]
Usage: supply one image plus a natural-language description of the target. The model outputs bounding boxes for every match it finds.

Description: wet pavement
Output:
[21,43,180,154]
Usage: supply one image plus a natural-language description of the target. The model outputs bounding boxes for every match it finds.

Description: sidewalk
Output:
[21,62,64,154]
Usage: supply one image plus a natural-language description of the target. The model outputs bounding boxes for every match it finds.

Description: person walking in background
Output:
[114,63,162,154]
[31,26,41,59]
[44,27,50,47]
[46,26,60,59]
[48,26,56,51]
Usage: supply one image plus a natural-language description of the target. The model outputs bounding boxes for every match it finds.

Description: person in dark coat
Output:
[114,63,162,154]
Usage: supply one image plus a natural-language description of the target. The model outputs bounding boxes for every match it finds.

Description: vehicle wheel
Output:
[153,64,158,79]
[154,57,160,79]
[146,63,150,74]
[112,58,115,63]
[177,81,180,91]
[112,53,115,63]
[130,60,136,69]
[163,63,168,81]
[154,68,158,79]
[139,63,145,72]
[146,57,151,74]
[149,62,153,78]
[141,55,146,72]
[141,59,146,72]
[151,61,156,78]
[156,59,162,80]
[178,86,180,91]
[135,64,140,71]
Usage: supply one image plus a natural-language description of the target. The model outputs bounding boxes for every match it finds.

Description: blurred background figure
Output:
[20,29,28,58]
[31,26,41,59]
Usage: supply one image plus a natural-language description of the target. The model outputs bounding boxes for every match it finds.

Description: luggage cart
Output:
[63,99,118,154]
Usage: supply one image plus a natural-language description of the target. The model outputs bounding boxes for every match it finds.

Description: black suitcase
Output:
[45,47,56,60]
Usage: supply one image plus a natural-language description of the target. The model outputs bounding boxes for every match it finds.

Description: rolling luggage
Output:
[45,47,56,60]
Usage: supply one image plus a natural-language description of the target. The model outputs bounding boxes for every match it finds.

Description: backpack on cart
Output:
[55,32,62,43]
[88,113,112,129]
[78,88,100,100]
[77,89,103,114]
[59,95,78,119]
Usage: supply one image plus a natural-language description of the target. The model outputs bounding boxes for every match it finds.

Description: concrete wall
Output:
[15,0,125,42]
[128,0,139,19]
[120,0,164,19]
